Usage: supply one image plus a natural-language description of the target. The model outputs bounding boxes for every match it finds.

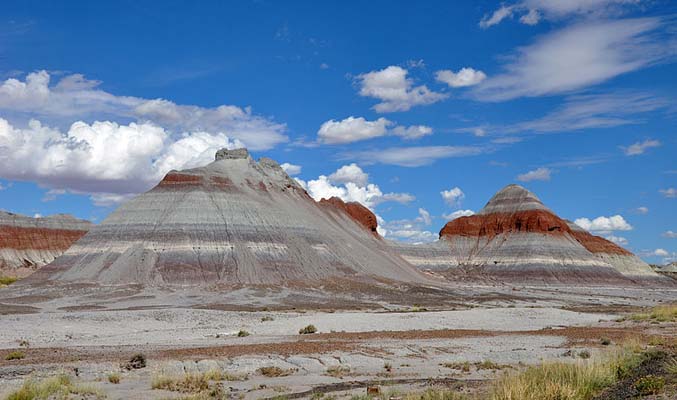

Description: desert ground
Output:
[1,283,675,399]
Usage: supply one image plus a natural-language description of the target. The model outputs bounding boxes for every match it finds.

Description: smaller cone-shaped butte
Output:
[30,148,424,287]
[0,212,91,279]
[395,184,662,285]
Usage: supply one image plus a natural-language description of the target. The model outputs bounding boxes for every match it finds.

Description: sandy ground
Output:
[0,281,675,399]
[1,304,674,399]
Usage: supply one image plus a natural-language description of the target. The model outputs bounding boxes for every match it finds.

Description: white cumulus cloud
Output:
[0,118,243,199]
[391,125,433,140]
[605,235,628,246]
[0,71,287,151]
[280,163,302,176]
[654,248,669,257]
[517,167,552,182]
[297,164,414,210]
[328,163,369,187]
[356,66,447,113]
[317,116,392,144]
[574,215,633,233]
[317,116,433,144]
[443,209,475,220]
[435,68,487,87]
[662,230,677,238]
[441,187,465,207]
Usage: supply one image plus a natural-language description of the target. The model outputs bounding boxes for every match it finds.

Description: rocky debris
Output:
[319,197,378,234]
[29,148,423,287]
[394,184,663,285]
[0,212,91,278]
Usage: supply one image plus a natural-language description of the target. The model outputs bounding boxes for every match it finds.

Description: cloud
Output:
[441,187,465,207]
[90,193,136,207]
[435,68,487,87]
[280,163,302,176]
[317,116,392,144]
[0,183,4,191]
[356,66,447,112]
[417,208,432,226]
[663,230,677,238]
[443,209,475,220]
[0,118,243,197]
[391,125,433,140]
[317,116,433,144]
[480,0,644,28]
[0,71,287,150]
[622,139,661,156]
[347,145,485,167]
[328,163,369,186]
[660,188,677,198]
[654,248,669,257]
[635,206,649,214]
[480,5,515,28]
[379,209,437,244]
[516,167,552,182]
[507,92,668,134]
[472,18,675,101]
[605,235,628,246]
[297,164,414,210]
[574,215,633,233]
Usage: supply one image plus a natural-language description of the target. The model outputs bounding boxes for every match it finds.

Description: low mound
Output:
[29,149,423,287]
[0,212,91,278]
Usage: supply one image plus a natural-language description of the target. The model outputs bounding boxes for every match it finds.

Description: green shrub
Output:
[237,330,250,337]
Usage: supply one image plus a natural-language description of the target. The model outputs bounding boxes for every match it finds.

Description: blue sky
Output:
[0,0,675,263]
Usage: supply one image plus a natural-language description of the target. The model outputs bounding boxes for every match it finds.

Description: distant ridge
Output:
[0,211,91,278]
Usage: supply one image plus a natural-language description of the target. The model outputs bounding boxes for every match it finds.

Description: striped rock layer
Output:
[0,212,91,278]
[32,149,423,286]
[395,184,662,284]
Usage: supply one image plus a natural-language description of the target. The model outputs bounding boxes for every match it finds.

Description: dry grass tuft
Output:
[326,365,351,378]
[152,369,247,393]
[107,372,120,384]
[6,374,104,400]
[258,366,295,377]
[490,342,643,400]
[630,304,677,322]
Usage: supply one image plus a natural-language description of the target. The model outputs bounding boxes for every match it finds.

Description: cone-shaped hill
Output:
[393,184,664,285]
[30,149,424,287]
